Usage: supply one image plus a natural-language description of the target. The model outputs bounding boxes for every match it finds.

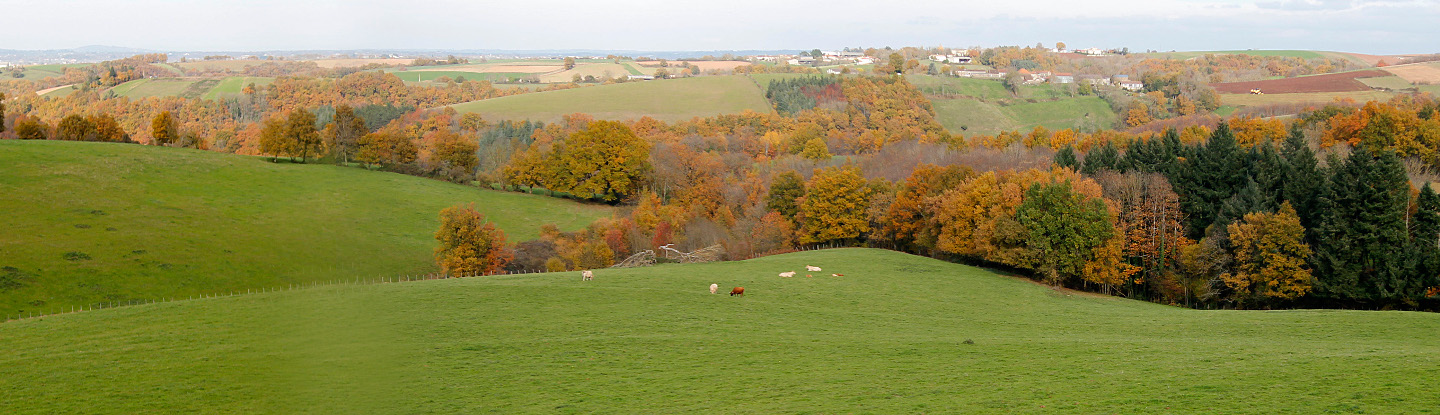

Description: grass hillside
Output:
[909,75,1117,135]
[0,141,612,316]
[450,75,774,123]
[2,248,1436,413]
[107,78,221,99]
[201,76,275,100]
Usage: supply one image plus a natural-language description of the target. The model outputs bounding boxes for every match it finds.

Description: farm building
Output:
[1052,73,1074,84]
[627,75,655,81]
[1077,74,1110,85]
[1119,79,1145,91]
[946,55,973,64]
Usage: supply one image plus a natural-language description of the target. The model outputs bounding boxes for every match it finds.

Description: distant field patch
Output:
[174,59,270,72]
[538,63,634,83]
[202,77,275,100]
[677,61,752,72]
[450,75,773,123]
[1383,62,1440,84]
[1211,70,1389,94]
[1358,75,1416,90]
[108,78,221,99]
[310,58,411,68]
[35,84,77,97]
[1219,91,1396,107]
[1150,50,1328,60]
[415,64,559,74]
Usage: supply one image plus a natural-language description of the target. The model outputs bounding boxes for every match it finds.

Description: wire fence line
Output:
[2,243,852,324]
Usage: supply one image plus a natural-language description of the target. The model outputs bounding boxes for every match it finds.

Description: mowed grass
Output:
[0,141,612,317]
[450,75,774,123]
[1,248,1437,413]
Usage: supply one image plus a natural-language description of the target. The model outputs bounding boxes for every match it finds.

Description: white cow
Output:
[582,270,594,281]
[779,271,796,278]
[806,265,822,272]
[710,283,719,294]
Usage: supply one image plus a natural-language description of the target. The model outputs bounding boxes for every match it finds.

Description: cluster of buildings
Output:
[952,68,1145,90]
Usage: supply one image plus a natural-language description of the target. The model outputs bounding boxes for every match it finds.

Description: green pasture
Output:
[450,75,774,123]
[0,141,612,316]
[201,77,276,100]
[1,248,1436,413]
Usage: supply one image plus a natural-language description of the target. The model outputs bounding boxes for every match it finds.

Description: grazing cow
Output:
[710,283,719,294]
[806,265,822,272]
[779,271,796,278]
[831,273,844,277]
[730,287,745,296]
[582,270,594,281]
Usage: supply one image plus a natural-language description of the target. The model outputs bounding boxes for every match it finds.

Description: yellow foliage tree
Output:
[1221,202,1313,306]
[435,204,513,276]
[798,166,873,244]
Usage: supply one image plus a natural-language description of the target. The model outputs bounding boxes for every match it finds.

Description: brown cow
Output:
[730,287,745,296]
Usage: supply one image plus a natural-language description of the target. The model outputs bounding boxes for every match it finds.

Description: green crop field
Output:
[2,248,1436,413]
[0,141,612,317]
[1358,75,1417,90]
[201,76,276,100]
[450,75,774,123]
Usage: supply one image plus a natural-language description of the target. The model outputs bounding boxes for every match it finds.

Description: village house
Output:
[627,75,655,81]
[1051,73,1074,84]
[1076,74,1110,86]
[1119,79,1145,91]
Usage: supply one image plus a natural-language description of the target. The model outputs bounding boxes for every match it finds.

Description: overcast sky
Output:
[3,0,1436,54]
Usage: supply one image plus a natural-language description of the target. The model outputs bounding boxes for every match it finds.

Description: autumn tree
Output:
[877,164,972,253]
[285,109,322,162]
[798,166,873,244]
[258,116,290,160]
[1222,203,1313,307]
[1016,181,1115,285]
[546,120,651,202]
[327,104,366,164]
[0,92,6,135]
[89,114,128,142]
[430,130,479,182]
[800,137,831,160]
[766,171,807,224]
[888,53,904,75]
[434,204,512,276]
[563,57,576,70]
[151,111,178,146]
[56,114,96,141]
[357,131,418,169]
[13,117,49,140]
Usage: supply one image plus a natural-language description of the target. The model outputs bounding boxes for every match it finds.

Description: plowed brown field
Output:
[1212,70,1389,94]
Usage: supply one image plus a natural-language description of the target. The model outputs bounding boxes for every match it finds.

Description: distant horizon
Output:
[5,0,1438,55]
[3,44,1433,57]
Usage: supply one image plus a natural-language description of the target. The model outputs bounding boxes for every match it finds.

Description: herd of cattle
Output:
[580,265,843,297]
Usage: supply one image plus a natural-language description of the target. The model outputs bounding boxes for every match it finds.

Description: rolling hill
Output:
[448,75,774,123]
[1,248,1436,413]
[0,141,612,316]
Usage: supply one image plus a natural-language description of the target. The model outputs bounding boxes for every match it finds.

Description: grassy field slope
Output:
[1,248,1436,413]
[0,141,612,316]
[909,75,1117,135]
[450,75,773,123]
[201,76,275,100]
